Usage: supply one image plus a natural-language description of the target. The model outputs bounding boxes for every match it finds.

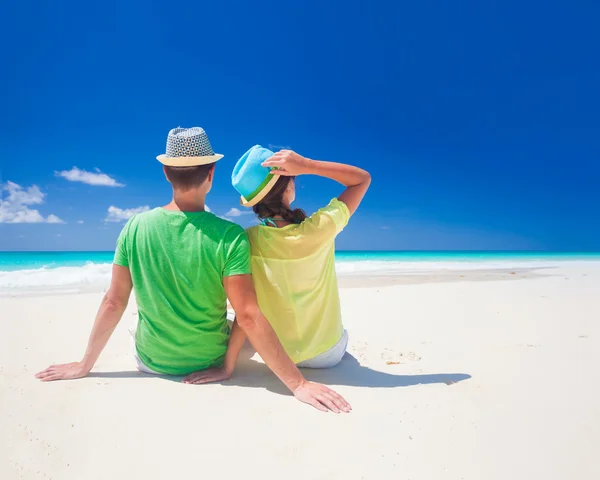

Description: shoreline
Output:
[2,252,599,296]
[0,265,561,298]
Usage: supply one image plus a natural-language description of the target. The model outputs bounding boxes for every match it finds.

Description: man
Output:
[36,127,350,413]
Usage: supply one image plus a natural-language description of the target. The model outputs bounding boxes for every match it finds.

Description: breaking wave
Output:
[2,257,593,294]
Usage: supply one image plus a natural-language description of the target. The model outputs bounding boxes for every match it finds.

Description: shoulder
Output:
[245,225,260,238]
[117,208,166,237]
[312,198,349,218]
[204,215,251,248]
[209,214,246,235]
[115,209,152,236]
[124,208,161,226]
[304,198,350,229]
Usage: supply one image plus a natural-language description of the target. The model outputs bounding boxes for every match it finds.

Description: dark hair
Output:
[164,163,215,191]
[253,176,307,224]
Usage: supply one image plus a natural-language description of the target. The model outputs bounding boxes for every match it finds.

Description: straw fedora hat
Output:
[231,145,281,207]
[157,127,224,166]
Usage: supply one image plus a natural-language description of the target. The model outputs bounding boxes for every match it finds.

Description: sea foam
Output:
[0,262,113,293]
[1,257,593,294]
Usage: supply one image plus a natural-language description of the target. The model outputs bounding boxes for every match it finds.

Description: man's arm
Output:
[222,275,351,413]
[35,264,133,381]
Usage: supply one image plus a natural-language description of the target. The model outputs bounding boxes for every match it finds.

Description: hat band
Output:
[244,173,275,203]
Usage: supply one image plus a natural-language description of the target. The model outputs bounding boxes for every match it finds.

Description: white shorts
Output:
[129,322,161,375]
[131,314,346,373]
[296,330,348,369]
[129,311,236,376]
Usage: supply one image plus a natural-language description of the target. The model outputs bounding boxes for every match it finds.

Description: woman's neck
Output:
[261,216,292,228]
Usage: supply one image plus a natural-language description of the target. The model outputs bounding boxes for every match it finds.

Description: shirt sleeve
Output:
[223,225,252,277]
[305,198,351,239]
[322,197,351,234]
[113,220,131,267]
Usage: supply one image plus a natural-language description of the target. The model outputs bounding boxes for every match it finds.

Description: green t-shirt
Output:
[113,208,251,375]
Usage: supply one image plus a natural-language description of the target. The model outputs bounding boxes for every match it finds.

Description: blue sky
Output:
[1,1,599,251]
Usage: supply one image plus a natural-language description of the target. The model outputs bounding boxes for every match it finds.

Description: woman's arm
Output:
[305,159,371,215]
[223,320,247,372]
[262,150,371,215]
[182,319,247,385]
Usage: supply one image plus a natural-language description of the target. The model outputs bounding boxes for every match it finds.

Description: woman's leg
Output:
[297,330,349,369]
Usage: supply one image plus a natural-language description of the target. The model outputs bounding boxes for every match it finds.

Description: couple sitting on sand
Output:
[36,127,371,413]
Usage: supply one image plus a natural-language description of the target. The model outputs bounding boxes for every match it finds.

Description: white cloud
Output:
[105,205,150,222]
[0,181,65,224]
[77,220,84,224]
[47,214,66,224]
[224,207,252,218]
[55,167,124,187]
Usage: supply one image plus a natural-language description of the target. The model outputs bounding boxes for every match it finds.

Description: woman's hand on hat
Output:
[261,150,312,176]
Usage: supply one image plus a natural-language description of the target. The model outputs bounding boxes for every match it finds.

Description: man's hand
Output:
[261,150,312,176]
[293,381,352,413]
[35,265,132,384]
[182,366,232,385]
[35,362,90,382]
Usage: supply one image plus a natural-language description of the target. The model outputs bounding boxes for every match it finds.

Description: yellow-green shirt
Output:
[246,198,350,363]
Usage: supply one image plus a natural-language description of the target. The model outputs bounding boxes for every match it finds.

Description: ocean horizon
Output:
[1,250,600,272]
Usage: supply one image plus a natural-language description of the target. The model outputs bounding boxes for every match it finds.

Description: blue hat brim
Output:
[239,174,282,207]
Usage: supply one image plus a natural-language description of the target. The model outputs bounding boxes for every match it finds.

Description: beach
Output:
[1,259,599,479]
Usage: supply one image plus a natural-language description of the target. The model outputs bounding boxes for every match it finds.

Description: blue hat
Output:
[232,145,281,206]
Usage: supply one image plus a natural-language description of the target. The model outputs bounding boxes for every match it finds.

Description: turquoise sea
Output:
[0,251,600,272]
[0,251,599,272]
[1,251,599,293]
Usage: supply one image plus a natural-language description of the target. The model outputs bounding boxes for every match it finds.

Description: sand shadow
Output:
[86,343,259,383]
[88,371,183,382]
[87,344,471,396]
[224,352,471,396]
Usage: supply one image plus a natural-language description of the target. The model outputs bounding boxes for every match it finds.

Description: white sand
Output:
[1,264,599,479]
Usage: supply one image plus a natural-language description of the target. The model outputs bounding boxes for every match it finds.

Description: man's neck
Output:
[163,189,208,213]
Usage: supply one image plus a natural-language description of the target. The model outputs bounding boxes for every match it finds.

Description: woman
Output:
[183,145,370,384]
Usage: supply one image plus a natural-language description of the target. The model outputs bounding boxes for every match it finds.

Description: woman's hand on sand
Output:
[262,150,312,176]
[293,381,351,413]
[35,362,91,382]
[182,366,232,385]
